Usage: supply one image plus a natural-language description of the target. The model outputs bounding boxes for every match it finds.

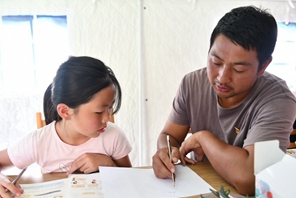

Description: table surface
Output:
[8,162,253,198]
[187,162,238,197]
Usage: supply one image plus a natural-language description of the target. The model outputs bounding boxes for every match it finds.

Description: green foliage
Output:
[200,185,249,198]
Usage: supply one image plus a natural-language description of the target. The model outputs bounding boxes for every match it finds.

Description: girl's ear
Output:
[57,103,73,120]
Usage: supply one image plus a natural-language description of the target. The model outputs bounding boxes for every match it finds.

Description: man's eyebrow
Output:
[210,52,251,66]
[233,61,251,66]
[210,52,223,61]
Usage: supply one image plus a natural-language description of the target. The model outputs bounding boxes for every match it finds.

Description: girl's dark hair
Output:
[43,83,57,124]
[44,56,122,123]
[209,6,277,69]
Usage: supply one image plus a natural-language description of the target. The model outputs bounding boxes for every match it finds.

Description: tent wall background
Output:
[0,0,295,166]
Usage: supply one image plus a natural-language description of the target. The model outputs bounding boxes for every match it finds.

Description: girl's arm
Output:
[113,155,132,167]
[67,153,131,174]
[0,149,14,171]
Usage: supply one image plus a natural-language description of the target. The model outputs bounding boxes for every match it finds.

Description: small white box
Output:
[254,140,296,197]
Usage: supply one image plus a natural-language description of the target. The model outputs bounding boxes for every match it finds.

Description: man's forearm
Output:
[157,133,181,149]
[195,131,255,195]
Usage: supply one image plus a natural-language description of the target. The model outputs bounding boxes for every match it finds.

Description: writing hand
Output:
[152,146,179,179]
[0,173,23,198]
[67,153,116,175]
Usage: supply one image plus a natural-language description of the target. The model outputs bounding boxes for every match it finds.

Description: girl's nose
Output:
[102,109,111,123]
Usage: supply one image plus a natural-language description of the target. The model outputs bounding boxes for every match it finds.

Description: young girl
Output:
[0,56,132,197]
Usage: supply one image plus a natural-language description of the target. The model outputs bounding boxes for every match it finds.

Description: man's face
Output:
[207,34,267,108]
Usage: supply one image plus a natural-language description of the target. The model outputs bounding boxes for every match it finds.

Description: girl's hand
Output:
[67,153,116,174]
[0,173,23,198]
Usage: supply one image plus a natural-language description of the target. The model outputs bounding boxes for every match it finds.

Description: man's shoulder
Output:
[185,67,207,77]
[247,72,296,107]
[261,71,289,87]
[182,67,208,84]
[258,72,296,100]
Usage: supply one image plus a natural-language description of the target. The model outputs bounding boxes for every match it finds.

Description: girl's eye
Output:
[96,111,103,114]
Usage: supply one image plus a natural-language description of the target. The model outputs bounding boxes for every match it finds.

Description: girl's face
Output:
[68,84,116,140]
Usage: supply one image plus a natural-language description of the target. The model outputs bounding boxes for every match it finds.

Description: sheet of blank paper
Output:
[99,165,213,198]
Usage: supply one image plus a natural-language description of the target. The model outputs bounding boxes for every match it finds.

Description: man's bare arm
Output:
[180,130,254,195]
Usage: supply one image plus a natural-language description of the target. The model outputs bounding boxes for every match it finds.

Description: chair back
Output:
[36,112,46,129]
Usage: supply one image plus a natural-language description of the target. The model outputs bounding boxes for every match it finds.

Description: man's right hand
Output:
[152,146,180,179]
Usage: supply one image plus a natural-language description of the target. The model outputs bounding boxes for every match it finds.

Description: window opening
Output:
[0,15,68,95]
[267,22,296,96]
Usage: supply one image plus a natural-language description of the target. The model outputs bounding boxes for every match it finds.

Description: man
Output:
[152,6,296,196]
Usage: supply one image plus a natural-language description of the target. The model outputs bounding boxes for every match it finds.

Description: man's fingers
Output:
[152,157,166,178]
[196,150,205,162]
[184,156,196,165]
[153,161,171,179]
[171,147,180,164]
[152,149,175,178]
[159,148,176,173]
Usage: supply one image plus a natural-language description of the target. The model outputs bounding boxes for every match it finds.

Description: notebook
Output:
[17,172,103,198]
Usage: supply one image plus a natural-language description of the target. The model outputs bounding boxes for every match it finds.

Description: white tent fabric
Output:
[0,0,295,167]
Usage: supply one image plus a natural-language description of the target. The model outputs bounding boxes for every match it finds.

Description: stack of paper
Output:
[99,165,213,198]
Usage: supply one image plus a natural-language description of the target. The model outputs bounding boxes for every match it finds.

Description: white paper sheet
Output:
[99,165,213,198]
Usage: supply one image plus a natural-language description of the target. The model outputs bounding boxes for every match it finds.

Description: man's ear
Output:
[258,56,272,76]
[57,103,73,120]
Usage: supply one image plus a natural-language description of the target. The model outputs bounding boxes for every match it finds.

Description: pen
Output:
[166,135,176,187]
[12,168,27,184]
